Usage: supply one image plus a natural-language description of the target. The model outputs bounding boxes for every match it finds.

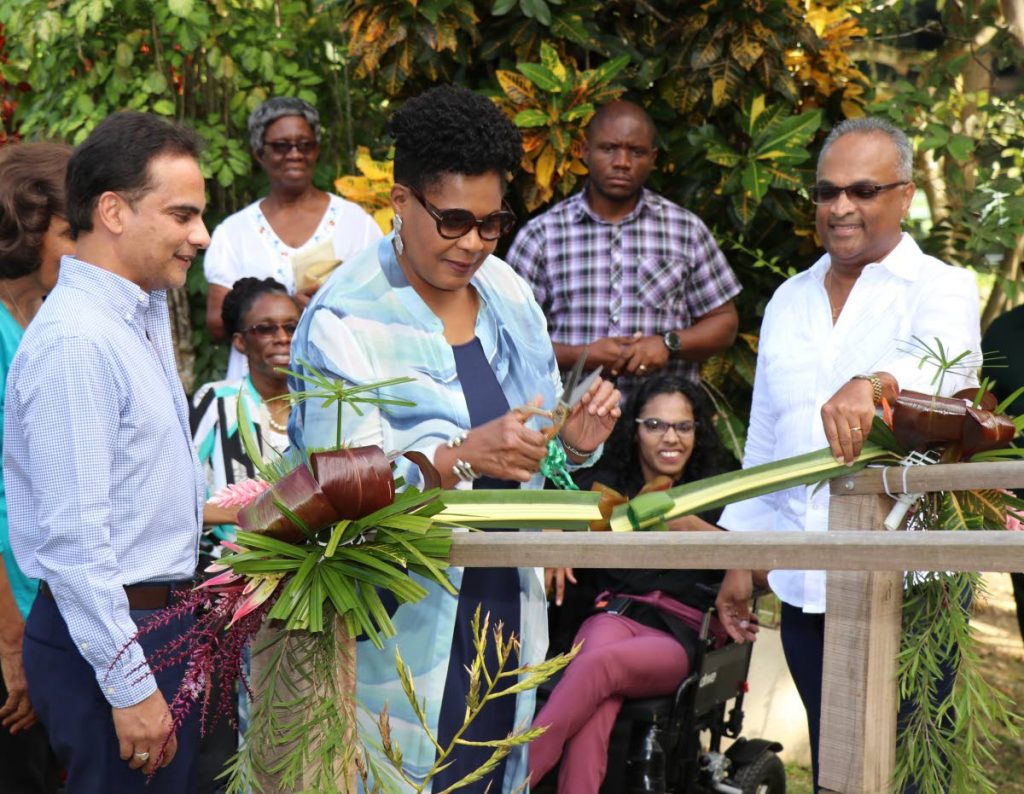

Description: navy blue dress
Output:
[432,338,522,790]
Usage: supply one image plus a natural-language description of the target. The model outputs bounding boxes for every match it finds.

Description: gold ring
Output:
[134,751,150,761]
[638,365,647,372]
[850,426,862,433]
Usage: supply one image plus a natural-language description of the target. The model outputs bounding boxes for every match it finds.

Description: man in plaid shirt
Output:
[508,100,741,396]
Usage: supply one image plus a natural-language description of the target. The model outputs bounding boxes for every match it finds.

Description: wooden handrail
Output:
[447,529,1024,571]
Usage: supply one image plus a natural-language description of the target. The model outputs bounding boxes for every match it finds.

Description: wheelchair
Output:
[536,597,786,794]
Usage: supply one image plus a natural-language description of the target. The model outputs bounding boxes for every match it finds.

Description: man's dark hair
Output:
[221,276,292,336]
[0,142,73,279]
[66,112,204,238]
[387,85,522,191]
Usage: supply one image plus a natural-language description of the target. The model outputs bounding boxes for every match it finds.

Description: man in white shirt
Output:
[715,117,980,788]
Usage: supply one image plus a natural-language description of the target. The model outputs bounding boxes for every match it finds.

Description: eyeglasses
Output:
[809,181,909,205]
[244,321,298,338]
[264,139,318,156]
[407,186,517,241]
[635,418,697,435]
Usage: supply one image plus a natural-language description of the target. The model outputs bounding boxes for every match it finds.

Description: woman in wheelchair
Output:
[530,375,735,793]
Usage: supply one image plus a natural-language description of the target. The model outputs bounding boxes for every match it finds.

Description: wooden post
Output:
[819,492,901,793]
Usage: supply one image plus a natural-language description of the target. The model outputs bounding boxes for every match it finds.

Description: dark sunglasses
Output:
[809,181,909,205]
[264,139,318,156]
[635,418,697,435]
[407,186,516,241]
[244,321,298,338]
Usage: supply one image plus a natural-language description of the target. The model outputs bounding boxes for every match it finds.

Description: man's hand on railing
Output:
[716,568,759,644]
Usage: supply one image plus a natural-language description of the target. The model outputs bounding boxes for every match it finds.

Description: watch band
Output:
[852,373,882,406]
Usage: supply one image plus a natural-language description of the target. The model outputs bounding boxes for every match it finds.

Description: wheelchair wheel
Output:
[730,751,785,794]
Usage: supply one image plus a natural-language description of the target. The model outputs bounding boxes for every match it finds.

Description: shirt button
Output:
[137,294,145,302]
[80,642,89,651]
[106,687,115,695]
[611,314,619,323]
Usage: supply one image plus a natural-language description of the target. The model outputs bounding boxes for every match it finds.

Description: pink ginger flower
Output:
[210,478,270,509]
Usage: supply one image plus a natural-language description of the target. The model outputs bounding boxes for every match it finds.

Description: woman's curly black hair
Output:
[387,85,522,191]
[221,276,291,336]
[595,375,734,497]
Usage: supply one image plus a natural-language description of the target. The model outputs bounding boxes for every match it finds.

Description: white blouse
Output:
[719,233,980,612]
[203,193,383,379]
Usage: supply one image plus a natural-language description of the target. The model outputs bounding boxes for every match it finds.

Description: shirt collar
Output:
[57,256,164,321]
[812,232,923,283]
[570,185,662,225]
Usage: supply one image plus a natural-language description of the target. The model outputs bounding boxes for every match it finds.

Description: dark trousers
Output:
[781,600,958,794]
[22,593,199,794]
[0,673,60,794]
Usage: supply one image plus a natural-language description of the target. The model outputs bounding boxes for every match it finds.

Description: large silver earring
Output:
[393,214,405,256]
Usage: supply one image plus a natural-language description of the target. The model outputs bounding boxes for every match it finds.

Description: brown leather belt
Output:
[39,581,188,610]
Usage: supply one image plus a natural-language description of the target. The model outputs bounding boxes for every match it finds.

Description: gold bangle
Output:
[852,373,882,406]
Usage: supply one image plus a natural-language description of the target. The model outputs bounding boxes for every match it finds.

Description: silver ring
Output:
[134,751,150,761]
[637,365,647,372]
[850,426,862,433]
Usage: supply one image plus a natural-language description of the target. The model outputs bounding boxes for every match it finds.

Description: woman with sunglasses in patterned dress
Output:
[530,375,734,794]
[203,97,382,380]
[287,85,621,793]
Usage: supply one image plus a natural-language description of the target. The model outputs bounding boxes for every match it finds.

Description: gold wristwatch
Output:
[851,373,882,406]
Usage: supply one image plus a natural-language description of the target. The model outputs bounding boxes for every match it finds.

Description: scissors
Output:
[520,350,603,440]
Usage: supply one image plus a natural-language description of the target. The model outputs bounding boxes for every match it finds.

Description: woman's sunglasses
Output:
[264,139,318,156]
[407,185,516,241]
[808,181,909,205]
[635,418,697,435]
[244,321,298,338]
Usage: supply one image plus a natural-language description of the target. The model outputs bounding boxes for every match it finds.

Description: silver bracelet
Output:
[446,432,469,449]
[452,458,480,482]
[559,435,596,459]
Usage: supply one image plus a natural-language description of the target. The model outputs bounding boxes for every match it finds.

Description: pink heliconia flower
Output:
[210,478,270,509]
[229,575,282,627]
[196,569,243,589]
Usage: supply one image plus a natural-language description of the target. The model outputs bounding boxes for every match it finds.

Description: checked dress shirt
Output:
[508,187,741,392]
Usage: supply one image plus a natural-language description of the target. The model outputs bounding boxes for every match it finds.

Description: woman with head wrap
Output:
[288,85,621,792]
[203,97,381,378]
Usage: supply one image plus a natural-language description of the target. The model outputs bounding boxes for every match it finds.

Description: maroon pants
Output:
[529,612,690,793]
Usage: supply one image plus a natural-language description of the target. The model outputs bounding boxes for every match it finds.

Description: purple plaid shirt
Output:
[507,188,741,389]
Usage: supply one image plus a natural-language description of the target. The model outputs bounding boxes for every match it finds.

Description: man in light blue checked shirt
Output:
[4,112,209,791]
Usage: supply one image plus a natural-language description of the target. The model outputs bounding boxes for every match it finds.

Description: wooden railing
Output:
[447,460,1024,793]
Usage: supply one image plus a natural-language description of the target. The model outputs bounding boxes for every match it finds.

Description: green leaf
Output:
[561,102,594,123]
[167,0,195,19]
[704,143,742,167]
[514,108,551,127]
[518,62,562,92]
[491,0,518,15]
[152,99,175,116]
[549,13,593,47]
[752,108,822,159]
[591,54,630,86]
[946,134,975,163]
[741,161,770,202]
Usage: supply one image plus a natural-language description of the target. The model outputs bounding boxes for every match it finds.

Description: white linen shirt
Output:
[718,233,980,613]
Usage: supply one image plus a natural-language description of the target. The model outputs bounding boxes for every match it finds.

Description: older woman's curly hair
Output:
[387,85,522,191]
[248,97,321,155]
[0,142,73,279]
[596,375,734,498]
